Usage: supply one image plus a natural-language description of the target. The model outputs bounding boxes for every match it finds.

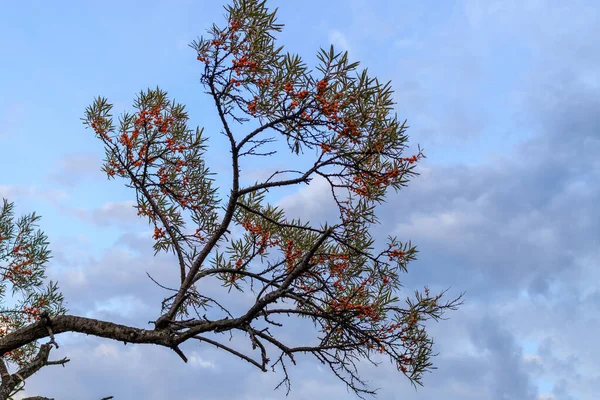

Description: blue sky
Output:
[1,0,598,399]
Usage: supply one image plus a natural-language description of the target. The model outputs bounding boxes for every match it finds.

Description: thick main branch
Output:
[0,316,174,356]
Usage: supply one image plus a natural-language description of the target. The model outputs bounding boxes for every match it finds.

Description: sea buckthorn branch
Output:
[150,39,254,321]
[232,195,357,297]
[0,342,69,400]
[0,202,434,396]
[91,98,195,278]
[249,231,329,303]
[195,1,419,209]
[213,199,462,390]
[292,56,421,201]
[226,225,390,334]
[178,265,326,332]
[255,286,463,393]
[191,3,289,128]
[192,163,458,392]
[0,200,65,369]
[236,153,335,196]
[83,90,223,287]
[234,199,325,235]
[88,94,225,322]
[0,1,462,398]
[192,4,336,156]
[209,60,442,394]
[211,189,302,284]
[244,324,377,397]
[233,225,334,323]
[153,77,243,326]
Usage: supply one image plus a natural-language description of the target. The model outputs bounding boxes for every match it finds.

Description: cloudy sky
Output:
[1,0,598,399]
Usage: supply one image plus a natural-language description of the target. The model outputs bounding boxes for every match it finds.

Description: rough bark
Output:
[0,315,174,357]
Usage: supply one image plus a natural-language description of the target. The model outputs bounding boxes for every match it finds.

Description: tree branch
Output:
[0,316,174,356]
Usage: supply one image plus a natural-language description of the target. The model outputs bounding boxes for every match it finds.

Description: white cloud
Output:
[90,295,147,318]
[0,185,69,203]
[93,343,120,358]
[328,29,351,53]
[188,352,217,369]
[524,354,542,364]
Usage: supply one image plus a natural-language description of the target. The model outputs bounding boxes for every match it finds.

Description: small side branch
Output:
[191,334,265,371]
